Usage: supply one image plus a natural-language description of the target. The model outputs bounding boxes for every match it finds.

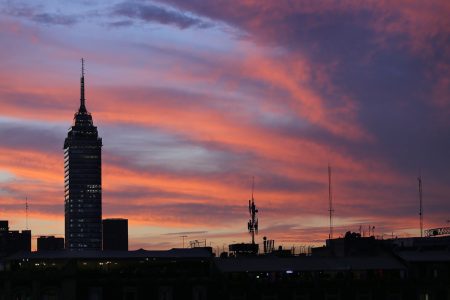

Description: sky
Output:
[0,0,449,251]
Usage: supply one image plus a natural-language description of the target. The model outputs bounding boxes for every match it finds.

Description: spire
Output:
[79,58,87,113]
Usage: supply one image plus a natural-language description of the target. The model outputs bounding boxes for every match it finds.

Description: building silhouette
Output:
[37,236,64,252]
[102,219,128,251]
[0,220,31,257]
[64,60,103,251]
[0,221,7,232]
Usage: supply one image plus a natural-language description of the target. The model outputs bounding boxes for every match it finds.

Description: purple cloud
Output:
[112,2,212,29]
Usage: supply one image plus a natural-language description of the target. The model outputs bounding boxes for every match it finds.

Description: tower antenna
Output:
[418,172,423,237]
[328,163,334,239]
[25,196,29,230]
[251,176,255,200]
[82,58,85,77]
[79,58,86,112]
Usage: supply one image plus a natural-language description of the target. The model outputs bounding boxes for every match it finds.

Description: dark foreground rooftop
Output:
[1,241,449,299]
[216,255,407,273]
[5,247,213,260]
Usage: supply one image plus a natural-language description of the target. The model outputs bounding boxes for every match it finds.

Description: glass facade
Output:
[64,67,102,251]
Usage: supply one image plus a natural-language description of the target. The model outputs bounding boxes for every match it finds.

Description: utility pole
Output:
[180,235,187,248]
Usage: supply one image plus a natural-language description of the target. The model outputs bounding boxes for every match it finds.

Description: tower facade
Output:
[64,59,102,251]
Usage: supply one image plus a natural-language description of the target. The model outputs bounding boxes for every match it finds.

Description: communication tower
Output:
[248,177,259,244]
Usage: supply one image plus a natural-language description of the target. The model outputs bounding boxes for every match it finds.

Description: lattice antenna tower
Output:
[248,177,259,244]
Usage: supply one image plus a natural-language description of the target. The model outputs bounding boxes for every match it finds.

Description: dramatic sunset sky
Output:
[0,1,449,251]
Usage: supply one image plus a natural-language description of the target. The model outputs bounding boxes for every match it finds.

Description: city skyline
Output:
[0,1,449,251]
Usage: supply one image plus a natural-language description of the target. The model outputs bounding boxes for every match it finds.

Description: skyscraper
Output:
[64,59,103,251]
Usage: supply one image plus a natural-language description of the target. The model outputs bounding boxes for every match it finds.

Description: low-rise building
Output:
[37,236,64,251]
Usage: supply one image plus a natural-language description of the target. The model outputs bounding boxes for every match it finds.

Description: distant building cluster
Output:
[0,221,30,257]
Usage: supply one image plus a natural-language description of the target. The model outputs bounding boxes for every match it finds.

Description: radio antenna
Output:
[328,164,334,239]
[418,172,423,237]
[25,196,29,230]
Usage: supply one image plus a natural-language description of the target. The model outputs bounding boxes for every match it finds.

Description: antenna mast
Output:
[25,196,29,230]
[248,177,259,244]
[418,173,423,237]
[79,58,87,112]
[252,176,254,200]
[328,164,334,239]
